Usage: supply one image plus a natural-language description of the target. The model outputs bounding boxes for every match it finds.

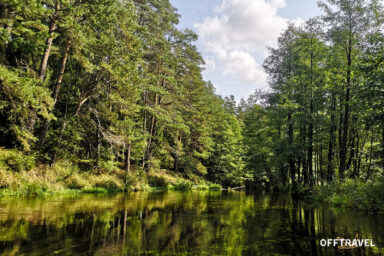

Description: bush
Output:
[65,174,88,189]
[26,182,48,196]
[99,160,120,173]
[91,175,123,192]
[209,184,222,191]
[311,179,384,211]
[0,149,35,172]
[171,180,194,191]
[0,169,13,188]
[148,175,167,187]
[195,184,209,190]
[51,161,80,182]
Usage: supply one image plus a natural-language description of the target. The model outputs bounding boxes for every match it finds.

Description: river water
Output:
[0,191,383,255]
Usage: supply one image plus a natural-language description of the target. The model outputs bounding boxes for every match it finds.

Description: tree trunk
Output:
[339,39,352,180]
[124,143,132,190]
[301,124,308,186]
[366,130,374,182]
[39,1,60,82]
[327,94,336,182]
[308,98,314,187]
[288,112,296,189]
[51,95,92,164]
[144,92,158,171]
[38,39,71,147]
[381,127,384,167]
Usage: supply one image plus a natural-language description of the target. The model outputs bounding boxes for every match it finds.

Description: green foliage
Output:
[0,148,35,171]
[209,184,222,191]
[148,175,167,187]
[311,179,384,211]
[81,187,108,194]
[0,0,253,191]
[169,179,194,191]
[99,161,120,173]
[65,174,89,189]
[0,0,382,207]
[0,66,53,151]
[91,175,123,192]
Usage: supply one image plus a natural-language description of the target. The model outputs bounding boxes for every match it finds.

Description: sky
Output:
[169,0,322,101]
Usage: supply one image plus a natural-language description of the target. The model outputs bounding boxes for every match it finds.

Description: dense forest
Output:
[0,0,384,204]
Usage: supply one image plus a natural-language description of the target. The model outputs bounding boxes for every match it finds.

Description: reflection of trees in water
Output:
[0,192,383,255]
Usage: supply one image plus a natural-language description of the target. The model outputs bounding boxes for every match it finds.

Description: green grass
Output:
[0,149,223,197]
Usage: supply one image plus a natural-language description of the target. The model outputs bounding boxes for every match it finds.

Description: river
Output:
[0,191,383,255]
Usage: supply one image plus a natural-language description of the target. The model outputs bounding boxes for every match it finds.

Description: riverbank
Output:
[307,179,384,212]
[0,150,221,197]
[0,165,221,197]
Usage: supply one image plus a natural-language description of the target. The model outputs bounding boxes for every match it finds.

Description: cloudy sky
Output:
[169,0,322,100]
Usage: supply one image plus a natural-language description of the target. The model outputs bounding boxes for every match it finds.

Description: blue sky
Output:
[169,0,322,100]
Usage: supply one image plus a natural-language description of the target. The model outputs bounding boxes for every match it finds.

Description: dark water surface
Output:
[0,191,383,255]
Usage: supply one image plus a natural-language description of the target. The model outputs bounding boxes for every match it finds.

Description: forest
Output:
[0,0,383,210]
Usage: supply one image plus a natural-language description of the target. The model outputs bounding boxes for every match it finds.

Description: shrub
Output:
[0,169,13,188]
[209,184,222,191]
[0,149,35,172]
[99,160,120,173]
[171,180,194,191]
[148,175,167,187]
[91,175,123,192]
[65,174,88,189]
[195,184,209,190]
[311,179,384,211]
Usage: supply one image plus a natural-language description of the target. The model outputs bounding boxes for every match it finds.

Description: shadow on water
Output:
[0,191,383,255]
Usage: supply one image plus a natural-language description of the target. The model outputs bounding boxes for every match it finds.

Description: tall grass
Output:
[310,178,384,211]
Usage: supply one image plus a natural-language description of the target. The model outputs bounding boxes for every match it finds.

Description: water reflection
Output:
[0,191,383,255]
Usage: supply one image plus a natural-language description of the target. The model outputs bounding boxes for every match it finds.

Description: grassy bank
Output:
[0,149,221,197]
[307,179,384,212]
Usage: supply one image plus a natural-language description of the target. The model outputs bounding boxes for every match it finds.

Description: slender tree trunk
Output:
[39,1,60,82]
[308,98,314,187]
[339,39,352,180]
[353,133,359,178]
[95,116,101,166]
[308,41,314,187]
[144,92,158,171]
[327,94,336,181]
[288,112,296,189]
[38,39,71,147]
[124,143,132,190]
[381,127,384,167]
[297,158,301,184]
[366,130,374,182]
[51,95,92,164]
[301,124,308,186]
[142,89,147,169]
[319,139,324,185]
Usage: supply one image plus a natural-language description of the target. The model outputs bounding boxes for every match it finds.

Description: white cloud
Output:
[223,50,267,84]
[195,0,300,87]
[204,57,216,72]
